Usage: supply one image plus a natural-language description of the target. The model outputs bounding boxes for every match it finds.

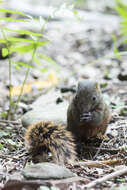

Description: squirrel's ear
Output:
[95,82,100,91]
[77,81,81,90]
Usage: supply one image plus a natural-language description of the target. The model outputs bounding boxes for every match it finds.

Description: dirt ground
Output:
[1,0,127,189]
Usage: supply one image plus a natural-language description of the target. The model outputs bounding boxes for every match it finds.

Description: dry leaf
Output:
[10,71,58,96]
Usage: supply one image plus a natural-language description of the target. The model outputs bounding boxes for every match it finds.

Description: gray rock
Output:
[30,90,62,109]
[22,163,75,179]
[22,90,69,128]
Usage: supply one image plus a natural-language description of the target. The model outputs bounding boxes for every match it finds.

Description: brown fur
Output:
[25,121,77,165]
[67,80,111,140]
[78,114,111,140]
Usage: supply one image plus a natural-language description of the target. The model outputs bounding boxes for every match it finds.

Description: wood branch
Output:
[83,167,127,189]
[0,120,20,125]
[85,146,119,154]
[78,159,125,168]
[93,139,105,159]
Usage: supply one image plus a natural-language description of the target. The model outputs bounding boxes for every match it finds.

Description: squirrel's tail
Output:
[24,121,77,165]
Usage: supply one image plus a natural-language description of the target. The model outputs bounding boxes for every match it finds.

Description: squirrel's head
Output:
[73,80,102,113]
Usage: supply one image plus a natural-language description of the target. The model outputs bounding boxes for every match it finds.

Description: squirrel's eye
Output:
[92,96,96,101]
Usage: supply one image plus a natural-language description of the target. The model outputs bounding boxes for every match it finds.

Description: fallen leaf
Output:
[10,71,58,96]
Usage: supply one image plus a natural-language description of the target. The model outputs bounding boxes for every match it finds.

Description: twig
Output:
[0,120,20,124]
[112,115,127,120]
[84,146,119,154]
[78,159,124,168]
[0,152,28,160]
[83,167,127,189]
[93,139,105,160]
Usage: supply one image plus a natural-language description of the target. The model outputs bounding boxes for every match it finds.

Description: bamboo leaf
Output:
[12,61,34,68]
[0,17,27,22]
[10,41,49,54]
[38,53,56,64]
[34,56,41,65]
[2,27,42,37]
[0,39,6,43]
[116,7,127,18]
[10,44,34,53]
[34,41,49,46]
[0,37,34,44]
[2,48,8,57]
[40,68,48,73]
[0,8,26,16]
[6,37,35,43]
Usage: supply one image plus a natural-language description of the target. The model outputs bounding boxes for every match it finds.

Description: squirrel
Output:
[24,80,111,165]
[67,80,111,140]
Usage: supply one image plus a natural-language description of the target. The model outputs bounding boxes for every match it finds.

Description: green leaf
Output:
[100,83,108,88]
[0,37,35,44]
[10,44,35,54]
[0,39,6,43]
[120,107,127,116]
[35,41,49,46]
[0,17,27,22]
[2,27,42,37]
[73,9,78,15]
[112,34,121,59]
[122,38,127,43]
[0,112,8,118]
[2,48,9,57]
[12,61,34,68]
[6,37,35,43]
[0,8,26,16]
[40,67,48,73]
[116,6,127,18]
[38,53,56,64]
[10,41,49,54]
[34,56,41,65]
[14,64,21,70]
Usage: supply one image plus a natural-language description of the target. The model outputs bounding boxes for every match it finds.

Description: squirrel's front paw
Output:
[80,112,92,122]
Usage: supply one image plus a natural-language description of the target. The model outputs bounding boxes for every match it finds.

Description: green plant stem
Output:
[13,14,54,116]
[1,29,13,119]
[13,17,51,115]
[14,47,37,114]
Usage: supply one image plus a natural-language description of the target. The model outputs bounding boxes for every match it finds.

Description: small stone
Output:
[39,186,60,190]
[39,186,50,190]
[118,70,127,81]
[22,163,75,180]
